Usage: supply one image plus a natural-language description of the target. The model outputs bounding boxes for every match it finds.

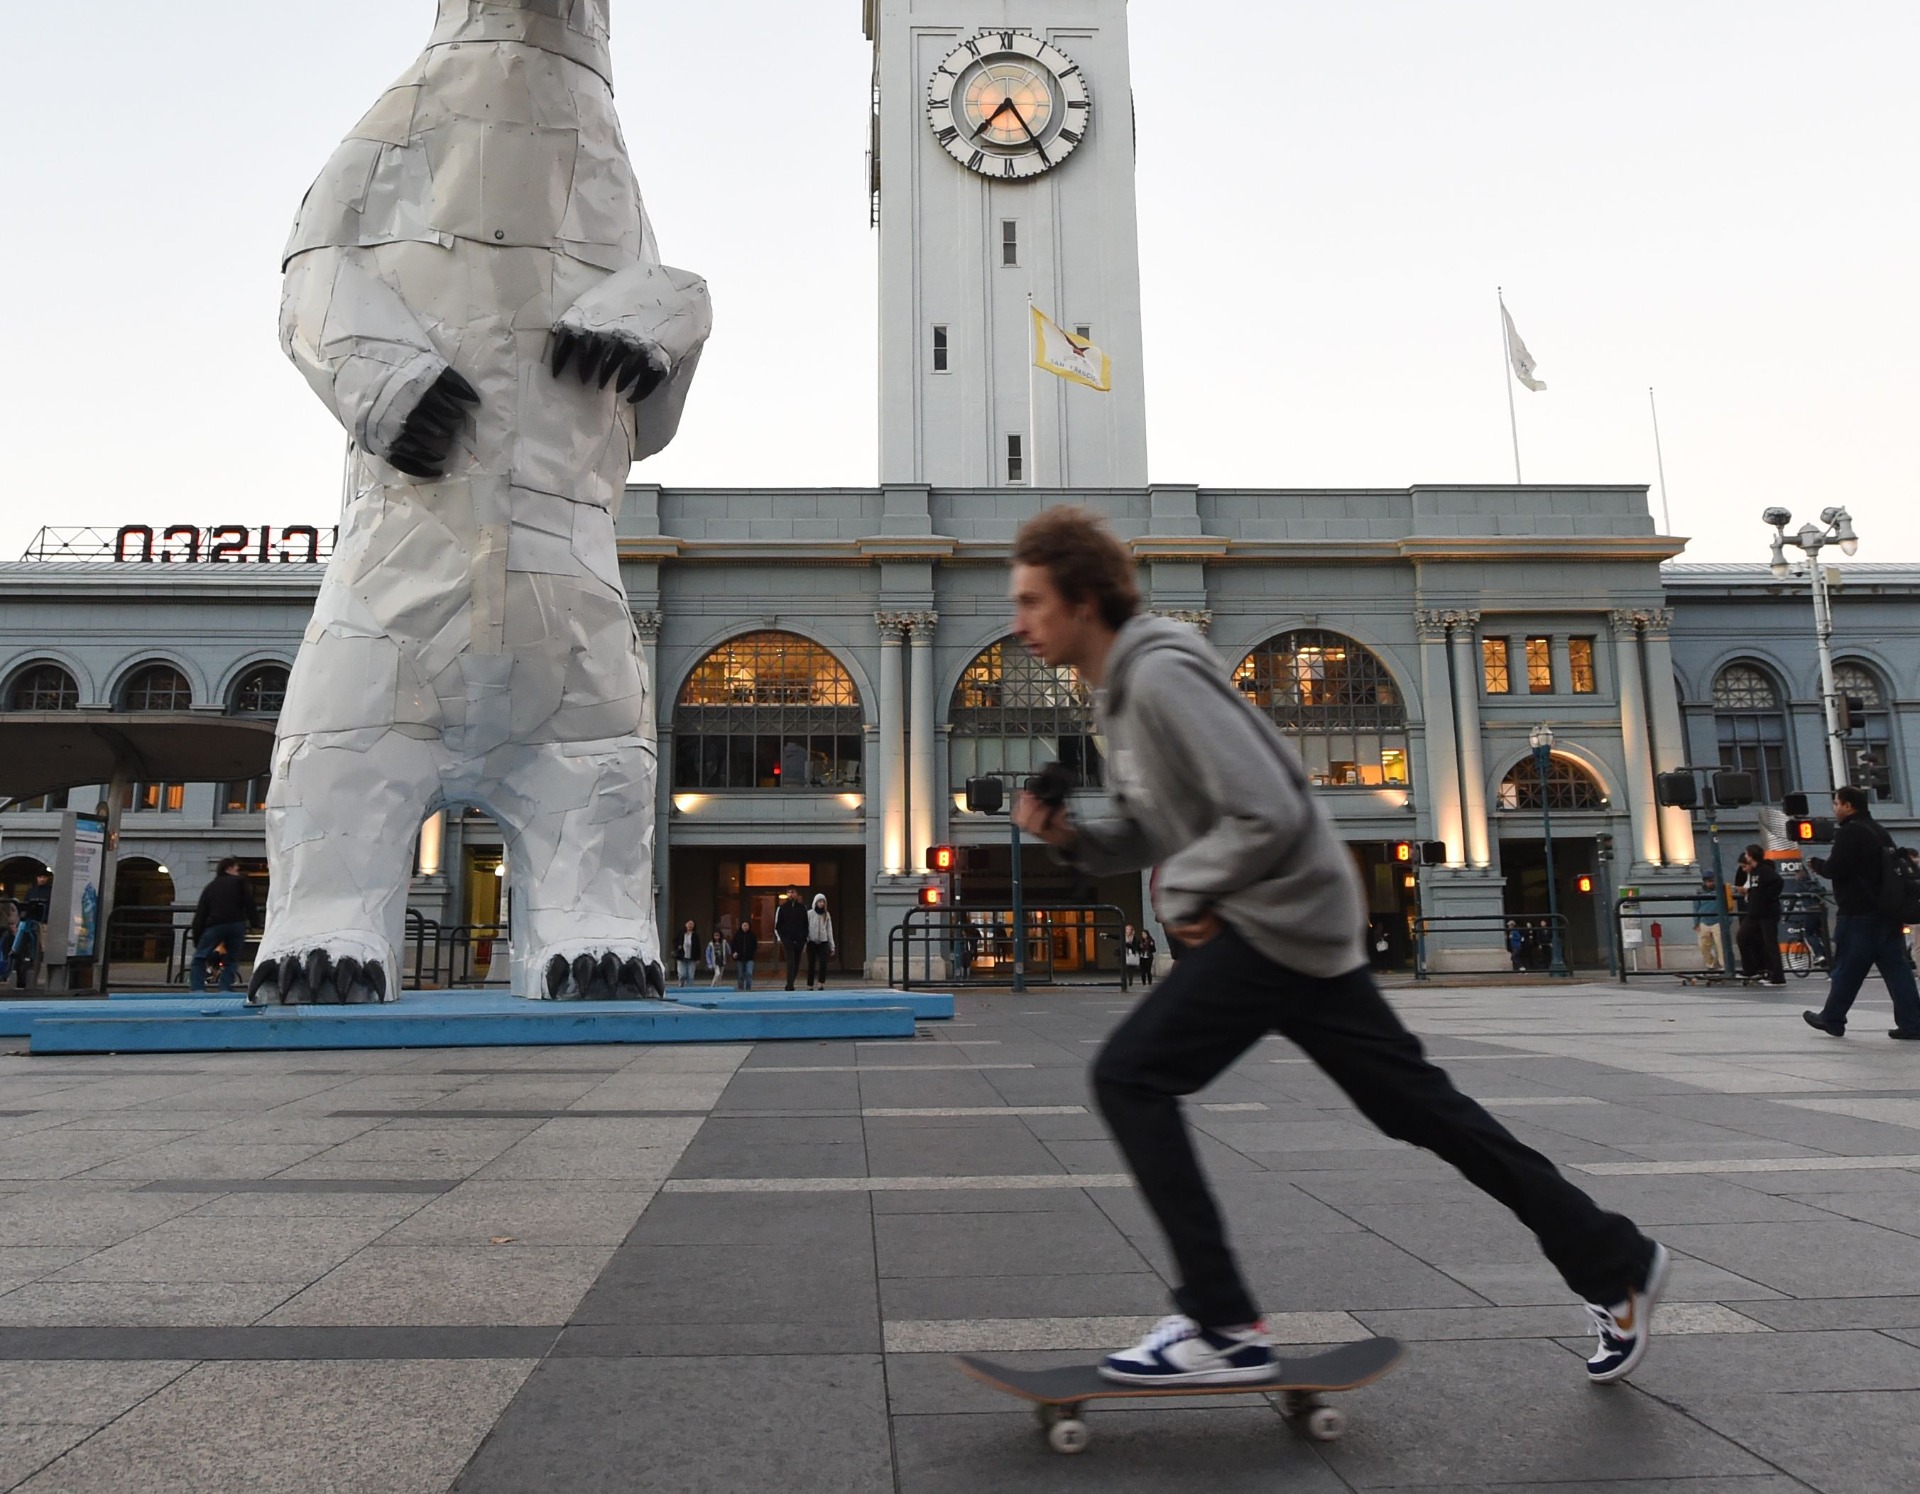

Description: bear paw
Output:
[543,952,665,1002]
[249,949,390,1005]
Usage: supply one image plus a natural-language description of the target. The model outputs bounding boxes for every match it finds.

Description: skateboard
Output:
[957,1335,1405,1455]
[1678,972,1764,987]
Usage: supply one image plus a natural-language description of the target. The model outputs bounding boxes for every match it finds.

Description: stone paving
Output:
[0,974,1918,1491]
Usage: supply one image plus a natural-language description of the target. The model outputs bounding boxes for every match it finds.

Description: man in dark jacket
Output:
[1805,786,1920,1038]
[774,887,810,991]
[1734,846,1785,985]
[188,858,257,992]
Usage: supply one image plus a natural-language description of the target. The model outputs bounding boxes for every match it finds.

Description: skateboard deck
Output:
[958,1335,1405,1454]
[1678,973,1764,987]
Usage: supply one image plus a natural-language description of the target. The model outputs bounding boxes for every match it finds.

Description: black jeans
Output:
[1817,914,1920,1033]
[1736,916,1783,982]
[1092,927,1653,1327]
[806,941,832,986]
[782,940,805,989]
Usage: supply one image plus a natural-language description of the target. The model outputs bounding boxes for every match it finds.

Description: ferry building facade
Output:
[4,1,1916,977]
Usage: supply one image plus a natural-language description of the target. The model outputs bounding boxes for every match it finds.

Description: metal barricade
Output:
[889,904,1132,990]
[1612,894,1730,982]
[1414,913,1573,980]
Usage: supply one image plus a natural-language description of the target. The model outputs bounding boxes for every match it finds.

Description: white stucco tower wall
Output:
[868,0,1150,488]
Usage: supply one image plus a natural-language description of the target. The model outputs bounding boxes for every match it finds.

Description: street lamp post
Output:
[1531,724,1568,975]
[1765,506,1859,792]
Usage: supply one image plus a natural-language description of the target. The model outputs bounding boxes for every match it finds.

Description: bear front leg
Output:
[251,728,442,1005]
[488,739,665,1001]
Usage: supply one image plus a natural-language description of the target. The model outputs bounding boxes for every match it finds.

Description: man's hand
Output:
[1167,911,1225,947]
[1012,790,1076,849]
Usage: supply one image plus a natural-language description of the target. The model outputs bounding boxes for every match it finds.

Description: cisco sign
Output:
[112,525,336,565]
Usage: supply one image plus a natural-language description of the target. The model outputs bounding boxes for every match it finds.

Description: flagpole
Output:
[1498,287,1522,484]
[1027,293,1039,489]
[1647,386,1672,534]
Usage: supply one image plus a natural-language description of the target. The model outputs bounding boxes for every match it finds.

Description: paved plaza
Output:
[0,976,1918,1492]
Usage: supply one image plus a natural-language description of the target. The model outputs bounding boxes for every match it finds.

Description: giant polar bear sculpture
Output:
[260,0,709,1004]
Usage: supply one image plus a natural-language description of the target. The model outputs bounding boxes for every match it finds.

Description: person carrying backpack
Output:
[1804,786,1920,1039]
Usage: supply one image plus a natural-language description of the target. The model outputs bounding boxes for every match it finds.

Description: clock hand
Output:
[1010,103,1051,164]
[968,95,1015,143]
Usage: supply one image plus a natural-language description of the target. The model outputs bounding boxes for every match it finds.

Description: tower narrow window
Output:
[1568,637,1597,694]
[1006,433,1025,485]
[1075,324,1093,342]
[1001,220,1019,267]
[931,325,949,373]
[1482,638,1511,695]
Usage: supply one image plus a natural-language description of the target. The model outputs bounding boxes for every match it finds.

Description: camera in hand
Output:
[1025,762,1073,810]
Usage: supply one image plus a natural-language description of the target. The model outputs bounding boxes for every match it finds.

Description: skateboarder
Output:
[1005,507,1669,1388]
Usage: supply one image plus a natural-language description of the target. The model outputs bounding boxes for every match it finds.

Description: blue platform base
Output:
[1,987,950,1055]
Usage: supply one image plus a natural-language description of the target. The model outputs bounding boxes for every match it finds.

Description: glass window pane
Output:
[1228,630,1408,788]
[1568,638,1596,694]
[1525,637,1553,693]
[1482,638,1510,694]
[672,632,863,792]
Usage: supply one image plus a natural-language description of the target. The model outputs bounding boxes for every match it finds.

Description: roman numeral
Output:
[968,150,985,171]
[1003,157,1017,177]
[937,126,959,146]
[1000,31,1015,49]
[1060,65,1080,78]
[1060,129,1082,145]
[963,39,981,57]
[1068,99,1089,109]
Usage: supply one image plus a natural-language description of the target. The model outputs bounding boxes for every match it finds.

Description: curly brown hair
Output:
[1011,506,1141,631]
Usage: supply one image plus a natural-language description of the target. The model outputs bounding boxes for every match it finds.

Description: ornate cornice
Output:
[902,610,939,636]
[1609,607,1663,636]
[1153,608,1213,635]
[631,610,663,641]
[1414,608,1452,642]
[875,610,916,640]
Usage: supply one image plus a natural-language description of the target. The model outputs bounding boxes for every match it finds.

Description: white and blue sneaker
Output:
[1585,1241,1670,1384]
[1099,1314,1277,1386]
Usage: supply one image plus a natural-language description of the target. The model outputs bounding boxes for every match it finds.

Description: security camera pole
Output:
[1764,506,1859,792]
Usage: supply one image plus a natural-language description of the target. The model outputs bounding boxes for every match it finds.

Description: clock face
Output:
[927,30,1091,180]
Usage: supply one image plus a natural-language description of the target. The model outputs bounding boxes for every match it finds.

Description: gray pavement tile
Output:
[0,1281,297,1328]
[1229,1233,1495,1312]
[875,1206,1153,1279]
[1201,1119,1412,1153]
[1665,1388,1920,1494]
[0,1326,556,1360]
[866,1124,1068,1178]
[1442,1257,1782,1306]
[0,1427,92,1492]
[13,1358,534,1494]
[136,1177,457,1193]
[180,1192,435,1220]
[551,1320,882,1356]
[451,1354,892,1494]
[669,1135,869,1179]
[378,1181,657,1248]
[1617,1327,1920,1394]
[0,1359,193,1424]
[624,1188,872,1247]
[1580,1172,1845,1225]
[469,1138,687,1182]
[262,1245,613,1327]
[712,1071,865,1111]
[1659,1218,1920,1297]
[41,1215,393,1285]
[75,1141,334,1181]
[879,1271,1172,1321]
[856,1070,1023,1108]
[1735,1296,1920,1331]
[1354,1303,1595,1341]
[890,1406,1351,1493]
[1780,1186,1920,1237]
[1319,1337,1775,1488]
[574,1242,878,1329]
[0,1130,204,1180]
[270,1124,537,1180]
[0,1251,91,1296]
[1360,1482,1805,1493]
[870,1186,1116,1216]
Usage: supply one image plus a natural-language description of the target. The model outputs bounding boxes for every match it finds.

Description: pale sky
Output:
[3,2,1914,564]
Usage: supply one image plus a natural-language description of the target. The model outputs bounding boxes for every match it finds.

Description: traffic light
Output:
[1784,791,1811,817]
[918,884,945,907]
[1838,694,1865,735]
[1710,771,1756,808]
[1391,841,1414,864]
[1596,832,1615,862]
[1655,772,1697,809]
[1574,873,1595,895]
[927,845,957,873]
[1789,817,1837,845]
[964,776,1004,814]
[1418,841,1448,866]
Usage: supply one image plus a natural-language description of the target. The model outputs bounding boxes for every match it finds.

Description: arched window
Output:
[1498,754,1607,811]
[229,664,289,716]
[672,632,863,790]
[949,639,1102,788]
[1233,630,1408,787]
[1834,661,1896,800]
[120,663,192,712]
[1712,662,1789,803]
[5,663,79,711]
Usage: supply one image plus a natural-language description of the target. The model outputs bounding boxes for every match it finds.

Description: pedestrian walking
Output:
[189,858,256,993]
[0,900,16,985]
[704,930,727,987]
[1005,506,1668,1388]
[673,920,701,987]
[1734,846,1784,985]
[1691,875,1723,972]
[1506,919,1528,972]
[775,886,809,991]
[805,894,836,989]
[730,920,759,990]
[1119,922,1140,990]
[1139,927,1158,984]
[1804,787,1920,1038]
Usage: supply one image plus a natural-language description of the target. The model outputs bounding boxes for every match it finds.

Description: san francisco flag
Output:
[1032,307,1112,392]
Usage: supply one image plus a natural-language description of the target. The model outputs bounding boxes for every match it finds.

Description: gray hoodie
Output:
[1065,614,1368,978]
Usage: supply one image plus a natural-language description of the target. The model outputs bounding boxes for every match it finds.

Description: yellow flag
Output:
[1032,307,1112,392]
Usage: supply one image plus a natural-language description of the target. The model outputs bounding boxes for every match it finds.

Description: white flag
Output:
[1032,307,1112,392]
[1502,303,1546,391]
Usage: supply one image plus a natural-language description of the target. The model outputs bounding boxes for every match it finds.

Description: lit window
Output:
[1482,639,1511,695]
[1233,631,1409,788]
[931,325,949,374]
[122,781,186,813]
[1498,755,1605,811]
[1525,637,1553,694]
[1006,433,1024,485]
[672,632,863,791]
[1569,638,1596,694]
[3,790,69,814]
[949,639,1103,789]
[1001,220,1018,267]
[223,777,270,814]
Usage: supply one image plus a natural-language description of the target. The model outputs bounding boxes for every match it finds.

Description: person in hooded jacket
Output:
[1005,505,1667,1391]
[1733,846,1785,985]
[1804,786,1920,1038]
[805,894,836,989]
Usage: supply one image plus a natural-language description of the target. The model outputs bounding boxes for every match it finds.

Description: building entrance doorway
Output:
[1500,837,1603,969]
[1349,842,1417,971]
[669,847,865,975]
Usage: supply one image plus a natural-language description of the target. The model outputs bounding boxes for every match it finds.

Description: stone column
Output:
[416,811,446,878]
[1611,609,1663,868]
[633,611,669,919]
[1639,608,1695,866]
[1447,611,1491,868]
[907,612,939,873]
[876,613,911,876]
[1416,610,1464,864]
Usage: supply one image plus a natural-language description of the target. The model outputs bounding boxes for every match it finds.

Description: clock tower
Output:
[865,1,1149,489]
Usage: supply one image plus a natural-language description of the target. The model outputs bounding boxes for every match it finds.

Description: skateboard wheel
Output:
[1304,1406,1346,1442]
[1047,1419,1090,1455]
